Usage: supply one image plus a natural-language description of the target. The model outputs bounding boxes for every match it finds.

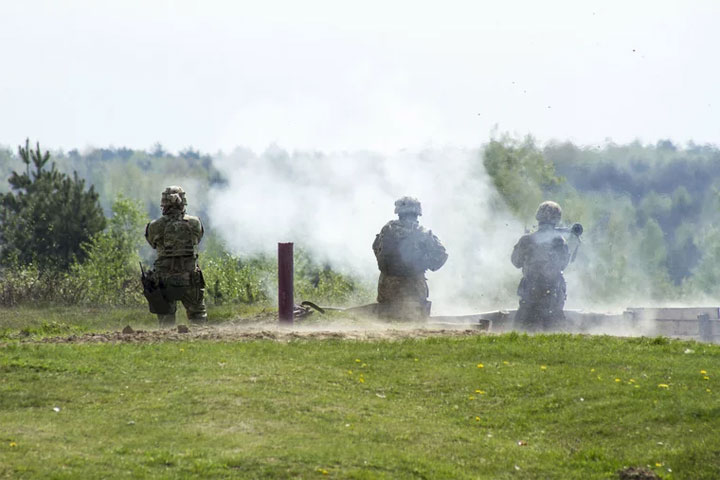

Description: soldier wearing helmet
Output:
[143,186,207,327]
[511,201,571,332]
[372,196,448,319]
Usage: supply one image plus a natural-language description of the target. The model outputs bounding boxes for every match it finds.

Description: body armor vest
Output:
[146,213,202,258]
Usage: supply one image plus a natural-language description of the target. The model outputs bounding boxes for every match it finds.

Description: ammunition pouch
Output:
[141,270,173,315]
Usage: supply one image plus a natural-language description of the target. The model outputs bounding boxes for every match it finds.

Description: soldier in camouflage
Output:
[144,186,207,327]
[511,201,571,332]
[372,197,448,319]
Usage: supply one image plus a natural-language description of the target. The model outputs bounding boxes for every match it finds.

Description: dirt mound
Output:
[617,466,661,480]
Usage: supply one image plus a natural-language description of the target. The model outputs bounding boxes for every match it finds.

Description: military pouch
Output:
[141,271,173,315]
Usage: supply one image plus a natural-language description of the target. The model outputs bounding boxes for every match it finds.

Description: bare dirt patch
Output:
[31,317,488,345]
[617,466,661,480]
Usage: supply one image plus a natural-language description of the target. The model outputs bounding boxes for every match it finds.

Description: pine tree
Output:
[0,139,106,270]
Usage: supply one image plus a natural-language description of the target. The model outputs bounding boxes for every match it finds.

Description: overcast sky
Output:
[1,0,718,153]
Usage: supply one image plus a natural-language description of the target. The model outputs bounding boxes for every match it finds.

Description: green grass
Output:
[0,304,270,341]
[1,315,719,478]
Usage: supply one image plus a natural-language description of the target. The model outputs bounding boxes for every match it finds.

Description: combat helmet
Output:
[394,196,422,216]
[161,186,187,211]
[535,201,562,225]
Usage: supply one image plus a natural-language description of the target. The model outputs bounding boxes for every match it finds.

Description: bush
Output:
[69,196,148,306]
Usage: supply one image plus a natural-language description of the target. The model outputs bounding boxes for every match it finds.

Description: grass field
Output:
[1,308,719,479]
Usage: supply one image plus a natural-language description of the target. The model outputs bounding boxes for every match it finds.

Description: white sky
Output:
[1,0,719,153]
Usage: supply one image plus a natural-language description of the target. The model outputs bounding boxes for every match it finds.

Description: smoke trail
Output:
[208,145,523,314]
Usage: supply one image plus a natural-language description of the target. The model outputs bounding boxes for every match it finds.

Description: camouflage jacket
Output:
[511,225,570,281]
[373,219,448,276]
[145,211,204,259]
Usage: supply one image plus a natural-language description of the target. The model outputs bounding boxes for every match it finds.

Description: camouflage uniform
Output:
[511,201,570,332]
[373,197,448,319]
[145,186,207,327]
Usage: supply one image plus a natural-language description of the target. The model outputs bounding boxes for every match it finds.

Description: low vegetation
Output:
[1,323,718,479]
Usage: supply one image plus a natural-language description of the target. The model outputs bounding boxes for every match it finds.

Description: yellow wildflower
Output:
[590,368,595,372]
[503,361,510,365]
[707,388,711,393]
[658,384,669,388]
[347,370,352,375]
[359,377,365,383]
[475,416,481,421]
[477,363,484,368]
[9,442,17,448]
[355,359,361,363]
[629,379,636,383]
[540,365,547,370]
[615,378,621,383]
[468,395,475,400]
[655,463,663,467]
[475,390,486,394]
[704,376,710,380]
[317,468,329,475]
[700,370,707,374]
[414,358,419,362]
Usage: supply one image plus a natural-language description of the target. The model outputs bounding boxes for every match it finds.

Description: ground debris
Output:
[617,466,660,480]
[26,321,487,345]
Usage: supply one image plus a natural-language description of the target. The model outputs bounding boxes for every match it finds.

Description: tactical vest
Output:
[519,229,568,280]
[147,214,202,258]
[374,220,446,276]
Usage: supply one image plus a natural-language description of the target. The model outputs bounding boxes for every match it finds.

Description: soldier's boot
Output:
[188,312,207,325]
[158,314,176,328]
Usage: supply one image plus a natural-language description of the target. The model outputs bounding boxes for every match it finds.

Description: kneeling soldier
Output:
[372,196,448,319]
[144,186,207,327]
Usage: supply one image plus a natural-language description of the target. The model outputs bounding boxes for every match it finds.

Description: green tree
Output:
[482,135,564,220]
[0,140,106,270]
[71,196,148,305]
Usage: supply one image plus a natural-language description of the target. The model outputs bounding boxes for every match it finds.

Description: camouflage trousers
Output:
[148,268,207,327]
[514,275,566,332]
[376,272,430,320]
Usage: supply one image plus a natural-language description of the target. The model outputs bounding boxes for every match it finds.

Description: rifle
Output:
[555,223,583,262]
[555,222,583,237]
[140,262,152,291]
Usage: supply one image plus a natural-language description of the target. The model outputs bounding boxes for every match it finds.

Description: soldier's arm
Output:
[372,233,381,258]
[425,231,448,271]
[185,216,204,243]
[145,221,158,249]
[511,235,530,269]
[552,237,571,271]
[373,224,391,258]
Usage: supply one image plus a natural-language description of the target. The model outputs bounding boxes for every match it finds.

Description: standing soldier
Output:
[143,186,207,327]
[372,196,448,319]
[511,201,571,332]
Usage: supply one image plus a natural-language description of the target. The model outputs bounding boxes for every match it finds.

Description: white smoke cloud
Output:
[208,145,523,314]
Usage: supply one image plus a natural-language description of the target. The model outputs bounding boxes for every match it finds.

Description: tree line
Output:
[484,135,720,305]
[2,136,720,308]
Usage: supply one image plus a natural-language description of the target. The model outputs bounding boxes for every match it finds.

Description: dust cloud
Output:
[208,145,523,314]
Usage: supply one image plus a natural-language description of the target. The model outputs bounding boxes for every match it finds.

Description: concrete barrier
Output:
[469,307,720,343]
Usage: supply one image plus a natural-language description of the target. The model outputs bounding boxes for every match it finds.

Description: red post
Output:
[278,242,294,325]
